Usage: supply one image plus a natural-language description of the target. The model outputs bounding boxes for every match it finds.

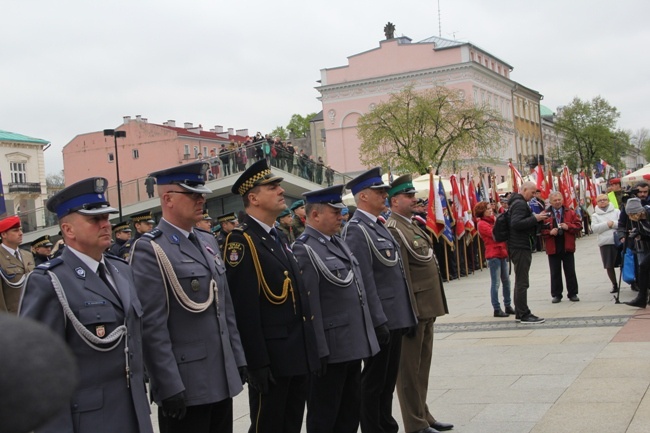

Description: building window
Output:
[108,153,114,163]
[183,144,190,159]
[10,162,27,183]
[194,146,199,158]
[203,146,208,156]
[514,98,518,117]
[132,149,139,159]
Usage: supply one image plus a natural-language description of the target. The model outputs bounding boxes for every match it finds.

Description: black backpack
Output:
[492,210,510,242]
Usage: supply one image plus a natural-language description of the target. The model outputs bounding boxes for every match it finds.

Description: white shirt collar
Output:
[1,243,19,257]
[248,215,274,234]
[66,245,105,274]
[162,217,194,238]
[355,208,378,223]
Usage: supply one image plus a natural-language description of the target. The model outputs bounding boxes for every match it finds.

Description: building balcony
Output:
[8,182,42,194]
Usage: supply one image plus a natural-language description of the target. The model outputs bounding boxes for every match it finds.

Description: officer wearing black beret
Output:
[19,177,154,433]
[225,159,320,433]
[129,162,246,433]
[293,185,380,432]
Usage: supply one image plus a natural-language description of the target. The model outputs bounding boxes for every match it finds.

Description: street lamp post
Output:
[103,129,127,220]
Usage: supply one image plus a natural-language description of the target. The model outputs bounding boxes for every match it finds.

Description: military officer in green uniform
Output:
[276,208,295,244]
[386,174,452,433]
[290,199,306,238]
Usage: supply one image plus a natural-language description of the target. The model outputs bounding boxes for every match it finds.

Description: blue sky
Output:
[2,0,648,175]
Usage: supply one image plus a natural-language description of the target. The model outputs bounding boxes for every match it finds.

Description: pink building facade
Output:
[63,116,248,191]
[317,35,519,177]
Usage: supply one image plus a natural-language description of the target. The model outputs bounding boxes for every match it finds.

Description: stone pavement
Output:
[152,233,650,432]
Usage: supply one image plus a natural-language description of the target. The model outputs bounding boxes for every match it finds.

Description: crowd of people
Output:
[2,157,649,433]
[194,132,335,186]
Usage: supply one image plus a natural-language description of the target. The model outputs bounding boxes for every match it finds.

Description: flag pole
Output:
[444,245,450,282]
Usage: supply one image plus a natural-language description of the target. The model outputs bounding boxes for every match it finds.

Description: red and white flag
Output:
[426,169,444,239]
[508,161,523,193]
[449,174,465,239]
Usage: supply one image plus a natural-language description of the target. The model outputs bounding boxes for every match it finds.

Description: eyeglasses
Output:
[167,191,206,200]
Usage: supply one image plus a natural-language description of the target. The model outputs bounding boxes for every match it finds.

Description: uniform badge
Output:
[190,278,200,292]
[170,234,180,244]
[206,246,215,255]
[75,267,86,278]
[95,325,106,338]
[226,242,244,267]
[413,240,419,247]
[386,250,391,257]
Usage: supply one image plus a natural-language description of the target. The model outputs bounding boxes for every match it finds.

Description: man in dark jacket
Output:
[508,181,549,324]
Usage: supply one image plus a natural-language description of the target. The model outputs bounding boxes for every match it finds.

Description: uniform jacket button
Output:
[180,355,186,361]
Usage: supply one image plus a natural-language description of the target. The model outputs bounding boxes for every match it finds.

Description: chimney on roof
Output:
[135,115,142,122]
[142,118,148,123]
[123,116,131,124]
[236,129,249,137]
[168,120,176,127]
[184,122,193,129]
[214,125,223,133]
[228,128,234,135]
[188,125,202,134]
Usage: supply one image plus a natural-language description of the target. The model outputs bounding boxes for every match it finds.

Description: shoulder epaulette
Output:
[296,233,308,243]
[104,253,128,264]
[143,228,163,239]
[34,257,64,273]
[195,227,211,234]
[386,219,397,228]
[349,218,360,224]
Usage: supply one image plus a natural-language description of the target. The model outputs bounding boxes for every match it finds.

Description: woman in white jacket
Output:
[591,194,620,292]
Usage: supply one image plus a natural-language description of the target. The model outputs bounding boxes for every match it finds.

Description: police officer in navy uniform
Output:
[224,159,320,433]
[18,177,154,433]
[342,167,417,433]
[215,212,238,251]
[31,235,54,266]
[129,162,246,433]
[293,185,380,433]
[108,221,131,257]
[119,211,155,259]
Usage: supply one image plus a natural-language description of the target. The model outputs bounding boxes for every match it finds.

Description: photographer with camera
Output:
[616,182,650,293]
[541,192,583,303]
[621,197,650,308]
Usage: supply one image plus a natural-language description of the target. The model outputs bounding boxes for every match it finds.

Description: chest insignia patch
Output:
[75,267,86,278]
[226,242,245,267]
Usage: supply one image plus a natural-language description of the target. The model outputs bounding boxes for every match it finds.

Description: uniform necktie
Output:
[97,263,120,301]
[188,232,202,251]
[270,228,287,257]
[14,250,21,262]
[555,210,561,223]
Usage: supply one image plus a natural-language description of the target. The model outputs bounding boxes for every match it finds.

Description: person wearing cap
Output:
[0,216,35,314]
[195,212,213,233]
[225,159,320,433]
[215,212,238,251]
[385,174,452,433]
[621,197,650,308]
[108,221,131,257]
[290,199,307,238]
[117,211,156,260]
[18,177,154,433]
[276,208,295,243]
[129,162,246,432]
[342,167,416,433]
[607,178,623,209]
[31,234,54,266]
[293,185,380,433]
[541,192,582,303]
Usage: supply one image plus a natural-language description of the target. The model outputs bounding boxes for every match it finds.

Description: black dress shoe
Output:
[568,295,580,302]
[551,297,561,303]
[431,420,454,431]
[505,305,516,315]
[493,309,508,317]
[624,298,647,308]
[409,427,439,433]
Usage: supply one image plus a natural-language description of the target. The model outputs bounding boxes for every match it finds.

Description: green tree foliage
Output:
[286,113,318,138]
[270,126,288,141]
[555,96,631,171]
[356,85,505,175]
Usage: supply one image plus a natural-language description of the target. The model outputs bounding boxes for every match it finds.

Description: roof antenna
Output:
[438,0,442,37]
